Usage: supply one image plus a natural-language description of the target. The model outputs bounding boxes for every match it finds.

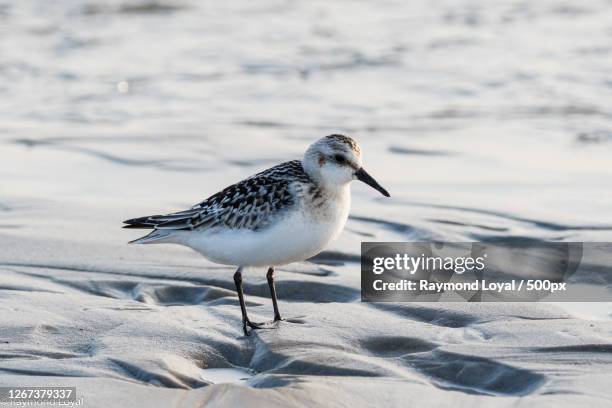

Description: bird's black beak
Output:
[354,167,390,197]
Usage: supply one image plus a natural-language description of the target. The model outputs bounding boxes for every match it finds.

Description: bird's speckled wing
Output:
[123,160,311,232]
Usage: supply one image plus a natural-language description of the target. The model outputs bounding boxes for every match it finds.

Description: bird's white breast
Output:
[181,184,350,267]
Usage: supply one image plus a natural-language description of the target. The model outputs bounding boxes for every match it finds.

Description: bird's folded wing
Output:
[123,160,310,231]
[125,175,295,232]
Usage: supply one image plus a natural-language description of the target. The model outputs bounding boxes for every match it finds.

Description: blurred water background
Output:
[2,0,612,242]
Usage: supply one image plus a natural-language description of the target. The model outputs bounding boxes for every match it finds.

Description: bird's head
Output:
[302,134,390,197]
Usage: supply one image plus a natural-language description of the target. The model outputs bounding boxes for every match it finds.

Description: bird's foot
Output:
[247,320,267,329]
[242,319,280,336]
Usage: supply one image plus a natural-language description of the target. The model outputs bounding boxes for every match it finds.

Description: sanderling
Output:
[123,134,390,336]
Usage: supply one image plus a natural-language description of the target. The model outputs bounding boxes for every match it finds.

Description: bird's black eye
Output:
[334,154,346,164]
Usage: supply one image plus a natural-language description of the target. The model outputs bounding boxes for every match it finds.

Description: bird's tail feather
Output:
[129,229,175,244]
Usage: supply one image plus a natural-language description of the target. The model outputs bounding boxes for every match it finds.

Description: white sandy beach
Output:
[1,0,612,407]
[1,195,611,407]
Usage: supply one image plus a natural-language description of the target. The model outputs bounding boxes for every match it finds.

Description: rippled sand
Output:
[1,0,612,407]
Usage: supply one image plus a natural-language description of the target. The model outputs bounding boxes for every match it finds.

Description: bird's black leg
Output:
[233,267,263,336]
[266,266,282,322]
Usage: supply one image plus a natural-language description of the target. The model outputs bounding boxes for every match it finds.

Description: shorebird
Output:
[123,134,390,336]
